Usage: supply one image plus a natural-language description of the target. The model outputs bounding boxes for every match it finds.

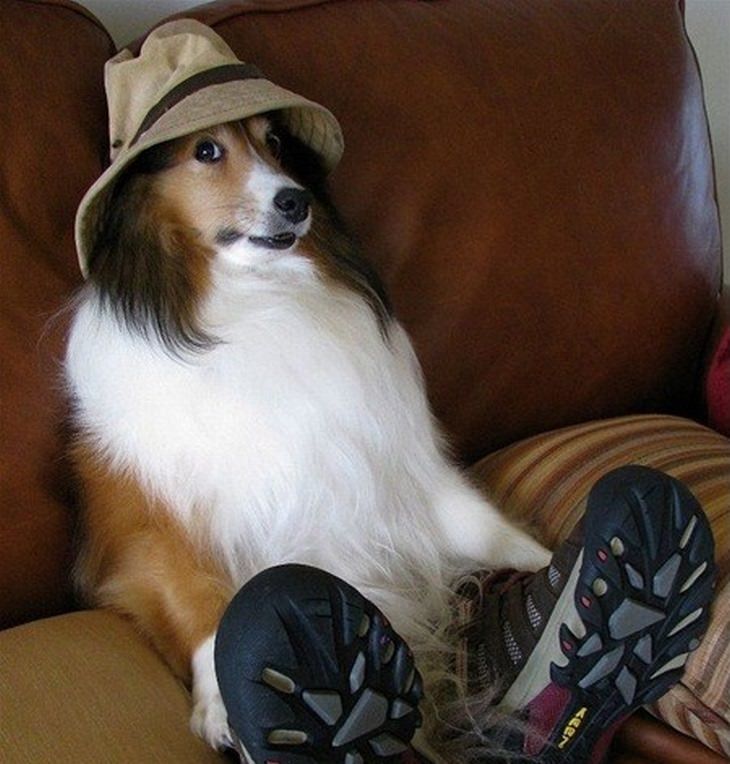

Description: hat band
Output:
[128,62,264,148]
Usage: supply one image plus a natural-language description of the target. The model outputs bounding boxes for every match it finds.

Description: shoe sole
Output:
[518,465,716,762]
[214,564,424,763]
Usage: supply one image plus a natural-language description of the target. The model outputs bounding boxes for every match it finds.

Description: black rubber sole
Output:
[214,564,423,763]
[539,465,716,763]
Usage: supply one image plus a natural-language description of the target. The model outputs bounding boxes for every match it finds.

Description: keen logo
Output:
[558,706,588,749]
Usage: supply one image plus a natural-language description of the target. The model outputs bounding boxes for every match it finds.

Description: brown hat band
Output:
[127,62,264,149]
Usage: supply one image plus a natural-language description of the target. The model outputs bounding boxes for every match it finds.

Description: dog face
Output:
[152,117,314,274]
[86,114,389,353]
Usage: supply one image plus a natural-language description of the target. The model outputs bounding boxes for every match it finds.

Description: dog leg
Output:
[433,474,550,571]
[190,634,234,751]
[73,447,237,751]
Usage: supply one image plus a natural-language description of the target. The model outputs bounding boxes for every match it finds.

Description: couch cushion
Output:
[0,610,221,763]
[470,414,730,756]
[186,0,723,461]
[2,609,723,764]
[0,0,114,627]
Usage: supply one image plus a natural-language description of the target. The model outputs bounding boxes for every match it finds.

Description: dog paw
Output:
[190,634,234,751]
[190,691,233,752]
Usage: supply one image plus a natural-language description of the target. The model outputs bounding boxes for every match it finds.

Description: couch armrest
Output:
[0,610,220,763]
[701,286,730,434]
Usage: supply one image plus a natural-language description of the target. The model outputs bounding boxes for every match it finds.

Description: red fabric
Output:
[524,682,572,756]
[707,328,730,436]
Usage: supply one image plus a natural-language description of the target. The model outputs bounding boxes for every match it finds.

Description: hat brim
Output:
[75,78,344,277]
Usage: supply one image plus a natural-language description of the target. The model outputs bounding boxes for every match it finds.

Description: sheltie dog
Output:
[65,114,549,755]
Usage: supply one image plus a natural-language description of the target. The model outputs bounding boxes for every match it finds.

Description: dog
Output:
[65,113,549,754]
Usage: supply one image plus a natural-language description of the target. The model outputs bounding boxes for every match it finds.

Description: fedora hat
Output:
[75,19,344,277]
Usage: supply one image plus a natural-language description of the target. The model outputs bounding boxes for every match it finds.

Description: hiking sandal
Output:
[455,465,716,763]
[214,564,424,763]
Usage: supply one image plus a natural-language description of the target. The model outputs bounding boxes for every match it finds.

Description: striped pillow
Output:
[470,414,729,756]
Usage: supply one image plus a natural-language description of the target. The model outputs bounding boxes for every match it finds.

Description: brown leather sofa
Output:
[1,1,728,762]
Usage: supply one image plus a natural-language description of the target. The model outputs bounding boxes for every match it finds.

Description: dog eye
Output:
[194,140,224,163]
[266,131,282,159]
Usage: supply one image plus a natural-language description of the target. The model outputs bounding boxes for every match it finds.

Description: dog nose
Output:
[273,187,311,224]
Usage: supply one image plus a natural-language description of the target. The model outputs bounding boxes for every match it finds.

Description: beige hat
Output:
[75,19,344,277]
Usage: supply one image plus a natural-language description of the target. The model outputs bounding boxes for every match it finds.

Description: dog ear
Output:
[86,145,213,355]
[265,115,393,333]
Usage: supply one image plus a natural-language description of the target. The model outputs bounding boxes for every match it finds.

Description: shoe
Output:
[214,563,424,763]
[454,465,716,763]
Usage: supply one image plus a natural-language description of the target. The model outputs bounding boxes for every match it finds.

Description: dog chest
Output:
[66,296,438,560]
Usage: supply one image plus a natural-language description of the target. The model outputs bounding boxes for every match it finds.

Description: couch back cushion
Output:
[0,0,113,626]
[189,0,722,461]
[0,0,723,626]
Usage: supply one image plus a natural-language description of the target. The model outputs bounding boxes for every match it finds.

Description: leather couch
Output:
[1,1,727,761]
